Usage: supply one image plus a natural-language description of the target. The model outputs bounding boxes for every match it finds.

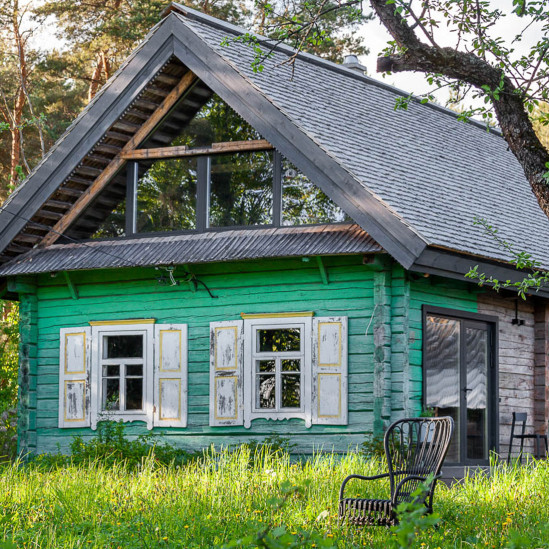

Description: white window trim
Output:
[90,323,154,430]
[243,316,312,428]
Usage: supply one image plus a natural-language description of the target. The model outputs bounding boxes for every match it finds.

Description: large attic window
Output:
[90,94,347,239]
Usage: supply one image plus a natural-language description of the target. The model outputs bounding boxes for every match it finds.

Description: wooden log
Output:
[44,199,73,210]
[64,177,94,187]
[125,109,149,121]
[94,143,123,155]
[146,86,169,98]
[155,73,180,86]
[134,98,160,111]
[85,154,113,165]
[40,71,198,246]
[35,209,64,221]
[16,233,42,243]
[75,165,103,178]
[112,120,141,133]
[121,139,273,160]
[105,130,133,142]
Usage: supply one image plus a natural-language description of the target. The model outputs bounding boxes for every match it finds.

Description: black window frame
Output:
[123,149,347,237]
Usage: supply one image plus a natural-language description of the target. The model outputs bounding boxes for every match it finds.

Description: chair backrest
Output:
[510,412,528,437]
[384,417,454,501]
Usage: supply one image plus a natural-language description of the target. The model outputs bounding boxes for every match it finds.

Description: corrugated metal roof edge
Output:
[168,2,502,137]
[0,224,384,277]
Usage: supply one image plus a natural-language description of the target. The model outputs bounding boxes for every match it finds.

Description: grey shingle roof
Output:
[175,7,549,268]
[0,224,380,276]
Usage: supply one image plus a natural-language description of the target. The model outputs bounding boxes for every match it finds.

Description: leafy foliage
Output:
[465,217,549,299]
[0,301,18,412]
[31,419,197,470]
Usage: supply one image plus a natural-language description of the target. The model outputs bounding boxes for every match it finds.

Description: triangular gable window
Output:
[90,93,346,239]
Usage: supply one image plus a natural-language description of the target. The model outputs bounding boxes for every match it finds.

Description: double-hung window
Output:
[58,321,187,429]
[209,314,348,428]
[94,326,152,425]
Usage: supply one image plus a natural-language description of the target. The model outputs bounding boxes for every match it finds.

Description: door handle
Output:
[462,387,472,392]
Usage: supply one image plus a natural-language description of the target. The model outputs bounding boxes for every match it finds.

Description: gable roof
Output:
[0,4,547,284]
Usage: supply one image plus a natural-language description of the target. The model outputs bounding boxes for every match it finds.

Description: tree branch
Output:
[369,0,549,219]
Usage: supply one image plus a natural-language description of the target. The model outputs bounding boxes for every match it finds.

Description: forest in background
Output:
[0,0,369,416]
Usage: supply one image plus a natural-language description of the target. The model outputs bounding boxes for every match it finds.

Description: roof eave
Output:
[411,246,549,299]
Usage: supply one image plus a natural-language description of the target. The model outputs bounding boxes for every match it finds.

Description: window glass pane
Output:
[258,375,276,409]
[176,94,262,148]
[424,315,460,462]
[126,364,143,377]
[282,375,301,408]
[209,151,273,227]
[258,328,301,353]
[102,365,120,377]
[126,378,143,410]
[282,359,300,372]
[465,327,488,461]
[282,159,348,225]
[102,378,120,411]
[258,360,275,372]
[104,335,143,359]
[92,199,126,239]
[136,157,197,233]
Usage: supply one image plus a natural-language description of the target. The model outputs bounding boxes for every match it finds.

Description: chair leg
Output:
[535,436,541,459]
[519,437,525,464]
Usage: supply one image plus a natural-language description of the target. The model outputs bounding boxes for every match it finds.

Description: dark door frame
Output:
[422,305,499,465]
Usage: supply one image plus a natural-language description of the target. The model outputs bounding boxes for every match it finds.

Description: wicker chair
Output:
[339,417,454,526]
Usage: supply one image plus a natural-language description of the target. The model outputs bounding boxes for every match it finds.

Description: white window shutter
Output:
[153,324,188,428]
[209,320,244,426]
[312,317,348,425]
[59,327,91,428]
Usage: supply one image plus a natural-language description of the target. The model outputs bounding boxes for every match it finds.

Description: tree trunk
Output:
[87,53,105,102]
[369,0,549,220]
[8,0,27,188]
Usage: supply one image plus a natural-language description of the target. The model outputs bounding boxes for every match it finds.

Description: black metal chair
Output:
[507,412,548,463]
[339,417,454,526]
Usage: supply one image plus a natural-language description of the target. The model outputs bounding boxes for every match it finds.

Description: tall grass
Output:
[0,448,548,548]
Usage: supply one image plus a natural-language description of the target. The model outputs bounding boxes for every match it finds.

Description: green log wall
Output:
[14,255,480,456]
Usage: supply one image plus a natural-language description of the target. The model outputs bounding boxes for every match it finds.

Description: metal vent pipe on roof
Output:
[343,55,359,65]
[342,54,368,74]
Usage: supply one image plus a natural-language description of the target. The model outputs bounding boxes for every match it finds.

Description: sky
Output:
[356,0,545,108]
[30,0,545,111]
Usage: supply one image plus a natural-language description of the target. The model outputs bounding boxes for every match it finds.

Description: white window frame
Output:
[244,316,312,427]
[90,323,154,429]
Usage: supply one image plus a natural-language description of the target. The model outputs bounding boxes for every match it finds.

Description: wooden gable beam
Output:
[40,70,198,247]
[121,139,273,160]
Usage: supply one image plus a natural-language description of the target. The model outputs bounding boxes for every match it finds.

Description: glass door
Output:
[424,309,496,465]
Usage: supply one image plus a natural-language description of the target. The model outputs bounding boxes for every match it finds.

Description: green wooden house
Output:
[1,3,548,468]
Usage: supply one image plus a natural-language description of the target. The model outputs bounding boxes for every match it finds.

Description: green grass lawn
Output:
[1,448,548,548]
